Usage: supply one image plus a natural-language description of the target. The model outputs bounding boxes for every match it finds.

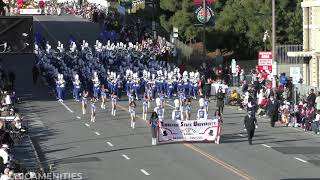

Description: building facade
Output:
[288,0,320,87]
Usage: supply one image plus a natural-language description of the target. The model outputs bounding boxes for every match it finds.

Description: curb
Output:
[26,134,44,173]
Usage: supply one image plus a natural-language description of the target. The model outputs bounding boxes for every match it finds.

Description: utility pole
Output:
[151,0,156,39]
[272,0,276,74]
[202,0,207,60]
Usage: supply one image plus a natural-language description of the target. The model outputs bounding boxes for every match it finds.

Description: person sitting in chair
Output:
[229,89,240,106]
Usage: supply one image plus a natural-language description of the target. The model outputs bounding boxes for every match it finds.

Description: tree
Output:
[158,0,302,58]
[159,0,200,42]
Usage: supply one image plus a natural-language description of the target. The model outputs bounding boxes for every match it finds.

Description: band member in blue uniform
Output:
[150,74,157,100]
[154,98,165,122]
[90,97,97,123]
[92,71,100,98]
[183,98,191,121]
[204,97,209,113]
[56,74,66,102]
[177,74,184,92]
[111,92,118,116]
[132,73,140,100]
[191,72,199,99]
[178,90,185,110]
[167,73,174,99]
[81,89,89,115]
[128,89,134,106]
[197,98,208,120]
[100,84,107,109]
[116,76,123,99]
[146,85,153,108]
[73,74,81,102]
[183,71,190,97]
[129,100,136,129]
[142,94,149,120]
[172,99,183,121]
[159,90,166,108]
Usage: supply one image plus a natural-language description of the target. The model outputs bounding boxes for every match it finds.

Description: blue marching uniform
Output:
[116,80,123,98]
[192,81,198,98]
[91,101,96,111]
[133,81,140,100]
[183,79,190,97]
[73,80,81,101]
[126,79,133,94]
[142,98,148,108]
[101,88,107,98]
[93,79,100,98]
[184,103,191,114]
[178,91,185,102]
[167,80,173,99]
[56,79,66,100]
[177,79,184,92]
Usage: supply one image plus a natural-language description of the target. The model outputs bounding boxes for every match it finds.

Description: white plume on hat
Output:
[174,99,180,108]
[156,98,161,106]
[199,98,204,107]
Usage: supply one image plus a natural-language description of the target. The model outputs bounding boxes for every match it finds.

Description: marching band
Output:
[35,38,221,144]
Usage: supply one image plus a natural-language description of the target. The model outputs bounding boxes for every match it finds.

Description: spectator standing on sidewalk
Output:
[241,80,249,94]
[267,94,280,127]
[312,110,320,134]
[216,88,225,115]
[0,0,5,16]
[279,73,287,90]
[307,89,316,107]
[240,69,245,84]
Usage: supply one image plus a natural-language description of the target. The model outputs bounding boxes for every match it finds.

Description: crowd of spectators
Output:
[201,62,320,135]
[0,64,28,179]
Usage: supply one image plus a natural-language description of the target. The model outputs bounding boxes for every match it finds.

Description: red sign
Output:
[258,51,272,72]
[194,0,214,5]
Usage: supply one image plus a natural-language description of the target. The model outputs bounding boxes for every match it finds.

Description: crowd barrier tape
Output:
[158,119,221,143]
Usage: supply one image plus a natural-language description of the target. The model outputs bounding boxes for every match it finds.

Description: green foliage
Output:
[159,0,197,41]
[159,0,303,57]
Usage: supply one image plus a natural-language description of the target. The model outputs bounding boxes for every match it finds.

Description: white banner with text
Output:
[158,119,221,143]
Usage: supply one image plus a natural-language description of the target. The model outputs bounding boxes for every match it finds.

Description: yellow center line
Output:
[117,103,256,180]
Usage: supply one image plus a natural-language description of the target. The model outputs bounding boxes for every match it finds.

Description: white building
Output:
[288,0,320,87]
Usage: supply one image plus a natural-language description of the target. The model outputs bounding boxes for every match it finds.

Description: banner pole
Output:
[202,0,206,61]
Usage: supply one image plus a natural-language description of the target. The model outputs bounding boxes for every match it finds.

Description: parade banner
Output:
[19,8,42,15]
[158,119,220,143]
[258,51,272,72]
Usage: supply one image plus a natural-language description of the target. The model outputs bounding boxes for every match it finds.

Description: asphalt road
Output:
[8,15,320,180]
